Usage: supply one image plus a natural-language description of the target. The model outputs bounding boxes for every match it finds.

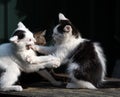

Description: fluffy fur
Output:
[28,13,106,89]
[0,22,60,91]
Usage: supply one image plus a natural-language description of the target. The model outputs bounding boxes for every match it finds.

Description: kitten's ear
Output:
[59,13,68,21]
[9,36,18,43]
[64,25,72,32]
[17,22,26,28]
[41,30,46,36]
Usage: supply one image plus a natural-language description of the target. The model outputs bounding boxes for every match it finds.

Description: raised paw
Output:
[51,58,60,68]
[26,56,38,64]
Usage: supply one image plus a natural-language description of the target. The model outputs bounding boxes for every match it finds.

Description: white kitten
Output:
[0,22,60,91]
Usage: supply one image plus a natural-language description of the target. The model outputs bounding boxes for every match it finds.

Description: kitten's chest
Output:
[17,49,35,59]
[54,45,75,63]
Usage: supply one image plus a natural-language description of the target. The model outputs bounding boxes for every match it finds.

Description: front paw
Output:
[51,58,61,68]
[26,56,38,64]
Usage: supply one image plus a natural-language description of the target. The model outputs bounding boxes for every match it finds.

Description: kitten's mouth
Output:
[26,45,31,50]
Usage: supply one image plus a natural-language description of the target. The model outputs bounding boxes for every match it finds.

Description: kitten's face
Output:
[9,22,36,49]
[33,30,46,45]
[53,13,79,42]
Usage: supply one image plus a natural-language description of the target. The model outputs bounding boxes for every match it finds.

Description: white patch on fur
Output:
[15,22,26,32]
[67,62,97,89]
[94,43,106,81]
[67,62,79,75]
[9,36,18,43]
[9,36,18,42]
[18,22,26,28]
[59,13,68,20]
[53,37,84,63]
[66,81,97,89]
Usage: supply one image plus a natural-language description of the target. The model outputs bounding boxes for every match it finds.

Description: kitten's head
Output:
[9,22,36,49]
[33,30,46,45]
[53,13,80,42]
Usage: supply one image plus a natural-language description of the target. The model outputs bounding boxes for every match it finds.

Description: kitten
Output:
[0,22,60,91]
[33,30,46,46]
[28,13,106,89]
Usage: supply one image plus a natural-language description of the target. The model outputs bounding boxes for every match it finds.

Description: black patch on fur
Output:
[57,20,80,38]
[13,30,25,39]
[69,40,103,87]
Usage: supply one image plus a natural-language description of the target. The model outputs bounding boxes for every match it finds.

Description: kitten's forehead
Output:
[12,22,33,40]
[56,20,70,33]
[59,20,71,25]
[55,13,80,38]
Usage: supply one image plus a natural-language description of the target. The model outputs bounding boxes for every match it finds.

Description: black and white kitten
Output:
[28,13,106,89]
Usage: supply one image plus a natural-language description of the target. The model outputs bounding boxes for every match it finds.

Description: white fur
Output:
[0,22,61,91]
[66,81,96,89]
[67,63,79,77]
[59,13,68,20]
[67,63,97,89]
[9,36,18,42]
[94,43,106,81]
[52,22,84,63]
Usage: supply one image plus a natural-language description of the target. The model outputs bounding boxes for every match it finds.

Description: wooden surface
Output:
[0,78,120,97]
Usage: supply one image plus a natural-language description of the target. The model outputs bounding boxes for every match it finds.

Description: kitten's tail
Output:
[99,78,120,88]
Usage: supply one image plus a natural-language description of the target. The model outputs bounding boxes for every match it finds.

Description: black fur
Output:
[69,40,103,87]
[0,68,6,77]
[58,20,80,38]
[13,30,25,39]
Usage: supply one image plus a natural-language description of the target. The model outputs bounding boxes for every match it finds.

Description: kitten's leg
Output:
[26,59,60,72]
[66,80,97,89]
[27,55,59,64]
[0,67,22,91]
[37,70,62,86]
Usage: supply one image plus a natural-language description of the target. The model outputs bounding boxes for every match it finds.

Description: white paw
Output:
[1,85,23,92]
[51,58,60,68]
[26,56,38,64]
[14,85,23,91]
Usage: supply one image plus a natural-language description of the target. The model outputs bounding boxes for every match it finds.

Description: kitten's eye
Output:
[29,39,31,41]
